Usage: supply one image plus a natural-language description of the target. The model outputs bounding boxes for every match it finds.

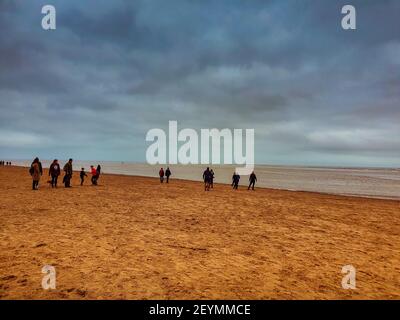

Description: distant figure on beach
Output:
[165,167,171,183]
[49,159,61,188]
[80,168,87,186]
[232,172,240,190]
[210,169,215,189]
[30,157,42,190]
[159,168,165,183]
[90,165,97,185]
[203,167,212,191]
[95,165,101,184]
[63,159,73,188]
[248,171,257,190]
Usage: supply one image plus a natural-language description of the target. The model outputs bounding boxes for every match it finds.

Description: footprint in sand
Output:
[17,279,28,286]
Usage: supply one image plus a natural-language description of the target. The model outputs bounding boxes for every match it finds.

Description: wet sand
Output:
[0,166,399,299]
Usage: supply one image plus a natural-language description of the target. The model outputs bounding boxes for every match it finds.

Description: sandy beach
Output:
[0,166,399,300]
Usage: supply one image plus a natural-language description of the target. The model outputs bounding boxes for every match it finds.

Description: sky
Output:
[0,0,399,167]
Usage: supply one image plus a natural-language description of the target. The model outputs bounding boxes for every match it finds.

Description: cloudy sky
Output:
[0,0,399,166]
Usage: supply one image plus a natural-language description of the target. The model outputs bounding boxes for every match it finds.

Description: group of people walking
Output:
[29,158,258,191]
[230,171,257,190]
[30,157,101,190]
[231,170,257,190]
[158,166,257,191]
[202,167,215,191]
[203,167,257,191]
[159,167,172,183]
[0,161,11,166]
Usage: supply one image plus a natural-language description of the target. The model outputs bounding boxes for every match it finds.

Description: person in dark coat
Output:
[232,172,240,190]
[95,165,101,184]
[165,167,171,183]
[63,159,73,188]
[80,168,87,186]
[248,171,257,190]
[203,167,211,191]
[49,159,61,188]
[210,169,215,189]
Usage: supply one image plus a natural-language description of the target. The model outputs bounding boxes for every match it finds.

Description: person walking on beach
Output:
[248,171,257,190]
[203,167,212,191]
[80,168,87,186]
[30,157,42,190]
[210,169,215,189]
[232,172,240,190]
[94,165,101,185]
[49,159,61,188]
[159,168,165,183]
[90,165,97,185]
[165,167,171,183]
[63,159,73,188]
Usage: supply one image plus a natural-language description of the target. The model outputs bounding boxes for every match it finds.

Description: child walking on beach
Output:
[80,168,87,186]
[91,165,97,185]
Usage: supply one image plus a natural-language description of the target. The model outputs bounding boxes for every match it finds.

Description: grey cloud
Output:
[0,0,399,166]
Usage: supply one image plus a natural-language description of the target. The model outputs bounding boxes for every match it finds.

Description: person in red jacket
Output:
[90,165,98,185]
[159,168,164,183]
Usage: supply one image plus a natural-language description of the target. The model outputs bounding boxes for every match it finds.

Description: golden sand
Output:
[0,166,399,299]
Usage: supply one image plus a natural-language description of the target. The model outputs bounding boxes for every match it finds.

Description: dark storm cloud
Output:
[0,0,399,165]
